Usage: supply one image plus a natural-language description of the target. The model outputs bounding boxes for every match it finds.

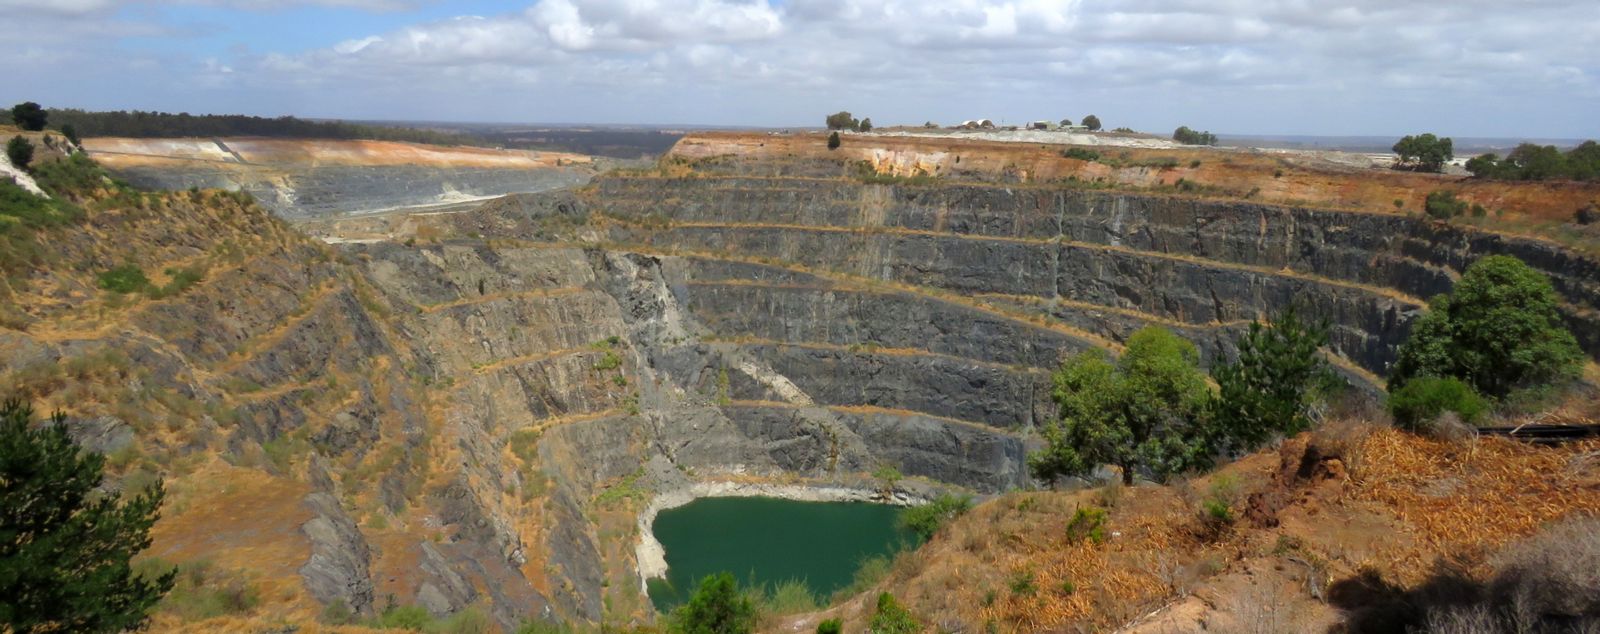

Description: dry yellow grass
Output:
[832,426,1600,634]
[1351,430,1600,582]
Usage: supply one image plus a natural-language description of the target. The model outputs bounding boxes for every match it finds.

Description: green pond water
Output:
[646,496,911,612]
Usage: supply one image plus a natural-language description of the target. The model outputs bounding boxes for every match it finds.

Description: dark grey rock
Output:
[298,492,376,615]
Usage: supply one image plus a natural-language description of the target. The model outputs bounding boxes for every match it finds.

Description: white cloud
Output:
[5,0,1599,137]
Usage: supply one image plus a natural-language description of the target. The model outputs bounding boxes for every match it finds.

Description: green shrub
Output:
[1424,190,1468,219]
[1388,376,1488,428]
[1065,506,1108,544]
[827,132,841,151]
[0,177,79,231]
[593,350,622,371]
[31,152,108,198]
[1202,498,1233,525]
[321,599,356,625]
[7,136,34,170]
[868,593,919,634]
[756,579,819,616]
[431,607,492,634]
[1062,148,1101,162]
[147,266,204,299]
[815,618,841,634]
[1008,570,1037,597]
[670,572,757,634]
[872,464,903,495]
[373,604,433,630]
[899,493,973,542]
[148,559,259,621]
[98,264,151,294]
[1389,255,1582,398]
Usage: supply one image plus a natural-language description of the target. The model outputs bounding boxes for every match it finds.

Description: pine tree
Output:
[0,400,174,633]
[1211,308,1335,454]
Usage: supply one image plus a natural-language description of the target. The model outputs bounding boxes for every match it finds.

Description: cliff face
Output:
[9,134,1600,632]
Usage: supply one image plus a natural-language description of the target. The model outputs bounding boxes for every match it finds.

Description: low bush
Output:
[7,136,34,170]
[832,552,896,602]
[98,264,151,294]
[372,604,433,630]
[592,350,622,371]
[1,178,71,231]
[868,593,920,634]
[815,618,841,634]
[137,558,259,621]
[900,493,973,542]
[1424,190,1469,220]
[1061,148,1101,162]
[31,152,109,199]
[1008,570,1037,597]
[147,266,204,299]
[1065,505,1108,544]
[1388,376,1488,429]
[754,579,819,616]
[321,599,356,625]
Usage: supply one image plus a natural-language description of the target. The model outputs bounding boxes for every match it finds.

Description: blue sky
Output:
[3,1,1597,138]
[114,2,515,58]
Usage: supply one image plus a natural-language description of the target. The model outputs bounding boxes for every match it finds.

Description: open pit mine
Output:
[3,129,1598,633]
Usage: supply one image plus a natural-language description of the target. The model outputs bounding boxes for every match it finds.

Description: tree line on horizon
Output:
[33,108,477,146]
[1393,131,1600,182]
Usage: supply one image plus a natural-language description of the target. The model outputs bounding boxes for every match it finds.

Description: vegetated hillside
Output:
[784,418,1600,633]
[6,127,1600,634]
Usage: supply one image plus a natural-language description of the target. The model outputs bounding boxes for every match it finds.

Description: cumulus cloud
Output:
[6,0,1599,136]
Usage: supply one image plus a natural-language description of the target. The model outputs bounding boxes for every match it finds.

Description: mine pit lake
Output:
[646,496,912,612]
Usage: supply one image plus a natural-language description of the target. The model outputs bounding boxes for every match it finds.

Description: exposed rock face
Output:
[299,492,376,614]
[591,174,1600,370]
[13,139,1600,631]
[84,137,598,220]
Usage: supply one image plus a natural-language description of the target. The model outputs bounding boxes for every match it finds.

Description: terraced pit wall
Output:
[15,140,1600,631]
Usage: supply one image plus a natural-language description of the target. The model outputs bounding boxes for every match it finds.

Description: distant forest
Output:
[47,109,478,146]
[40,109,683,158]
